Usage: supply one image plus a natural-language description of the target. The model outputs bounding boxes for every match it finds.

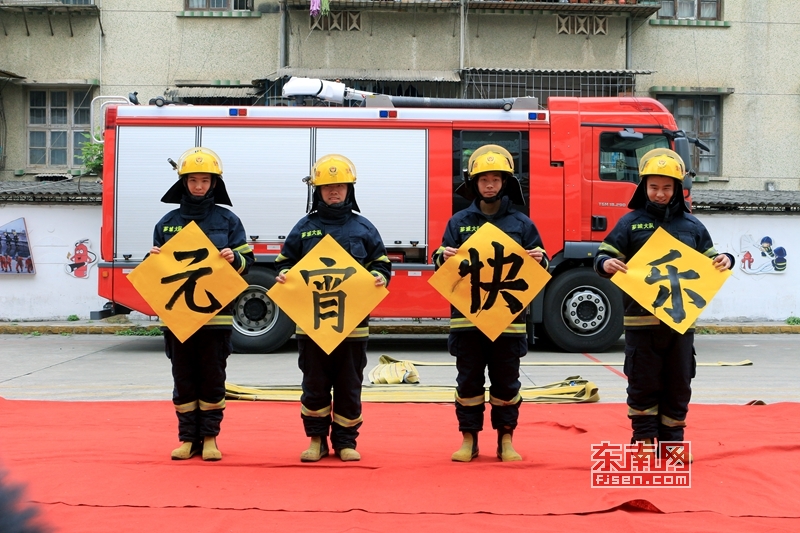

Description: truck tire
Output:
[231,268,295,353]
[542,268,623,353]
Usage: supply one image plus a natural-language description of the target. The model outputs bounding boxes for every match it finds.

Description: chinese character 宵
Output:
[300,257,357,333]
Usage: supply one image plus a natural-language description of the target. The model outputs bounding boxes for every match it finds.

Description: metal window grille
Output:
[176,96,261,106]
[185,0,253,11]
[262,71,641,108]
[461,71,638,105]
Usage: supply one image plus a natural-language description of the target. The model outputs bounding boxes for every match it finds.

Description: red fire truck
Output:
[93,78,699,353]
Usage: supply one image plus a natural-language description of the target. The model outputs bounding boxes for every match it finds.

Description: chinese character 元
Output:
[161,248,222,313]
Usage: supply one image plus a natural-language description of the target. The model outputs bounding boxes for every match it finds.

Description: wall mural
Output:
[739,234,788,275]
[65,239,97,279]
[0,217,35,275]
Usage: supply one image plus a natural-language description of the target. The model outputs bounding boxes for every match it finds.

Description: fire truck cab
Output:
[95,78,695,353]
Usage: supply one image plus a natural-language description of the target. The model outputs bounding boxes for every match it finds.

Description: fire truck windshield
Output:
[599,133,670,184]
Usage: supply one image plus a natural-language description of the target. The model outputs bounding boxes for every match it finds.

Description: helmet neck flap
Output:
[629,175,689,219]
[456,171,525,206]
[310,184,360,218]
[161,174,232,206]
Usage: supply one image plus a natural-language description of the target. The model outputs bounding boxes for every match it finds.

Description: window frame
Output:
[658,0,721,21]
[451,130,530,217]
[656,94,721,178]
[26,87,93,171]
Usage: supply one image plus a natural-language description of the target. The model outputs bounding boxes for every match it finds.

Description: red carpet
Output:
[1,398,798,532]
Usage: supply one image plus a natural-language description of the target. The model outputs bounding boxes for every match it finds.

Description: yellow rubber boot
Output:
[451,432,479,462]
[202,436,222,461]
[639,437,693,463]
[633,437,657,465]
[300,436,329,462]
[497,432,522,462]
[171,441,199,460]
[337,448,361,462]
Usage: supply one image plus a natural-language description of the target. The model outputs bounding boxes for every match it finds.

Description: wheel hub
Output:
[233,287,278,335]
[562,288,607,334]
[243,298,266,321]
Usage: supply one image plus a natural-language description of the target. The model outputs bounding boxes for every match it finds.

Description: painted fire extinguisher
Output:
[66,239,97,279]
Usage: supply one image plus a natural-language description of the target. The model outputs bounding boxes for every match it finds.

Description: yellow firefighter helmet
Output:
[162,146,231,205]
[176,147,223,177]
[467,144,514,178]
[638,148,686,182]
[310,154,357,186]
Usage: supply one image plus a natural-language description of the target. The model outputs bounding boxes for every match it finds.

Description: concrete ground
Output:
[0,331,796,405]
[0,316,798,335]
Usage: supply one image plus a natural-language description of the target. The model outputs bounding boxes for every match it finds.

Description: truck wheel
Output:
[231,268,295,353]
[542,268,623,353]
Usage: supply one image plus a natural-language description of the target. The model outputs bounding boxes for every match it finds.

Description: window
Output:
[599,133,671,184]
[659,0,720,20]
[657,95,720,176]
[185,0,253,10]
[27,88,92,170]
[60,0,94,5]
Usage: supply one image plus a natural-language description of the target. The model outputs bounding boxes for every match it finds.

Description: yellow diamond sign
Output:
[428,222,551,340]
[611,226,732,334]
[126,221,248,343]
[268,234,389,354]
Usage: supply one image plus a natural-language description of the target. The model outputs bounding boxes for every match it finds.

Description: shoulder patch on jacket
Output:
[630,222,655,232]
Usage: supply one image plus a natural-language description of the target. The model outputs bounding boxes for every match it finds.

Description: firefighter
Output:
[594,148,734,456]
[432,144,549,462]
[149,147,254,461]
[275,154,391,463]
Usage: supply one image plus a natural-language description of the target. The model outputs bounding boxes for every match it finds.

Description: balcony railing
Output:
[282,0,662,18]
[0,0,102,37]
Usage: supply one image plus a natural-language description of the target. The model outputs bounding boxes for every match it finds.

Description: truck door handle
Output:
[591,215,607,231]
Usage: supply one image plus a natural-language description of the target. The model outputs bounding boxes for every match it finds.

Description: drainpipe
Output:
[625,16,632,70]
[280,1,288,68]
[460,0,466,96]
[460,0,465,71]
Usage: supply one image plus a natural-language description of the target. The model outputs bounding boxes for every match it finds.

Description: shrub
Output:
[77,133,103,175]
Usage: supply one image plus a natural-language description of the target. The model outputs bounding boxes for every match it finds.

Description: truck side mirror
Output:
[673,137,693,185]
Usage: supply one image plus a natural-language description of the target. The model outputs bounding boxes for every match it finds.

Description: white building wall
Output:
[696,213,798,321]
[0,204,106,320]
[1,206,796,322]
